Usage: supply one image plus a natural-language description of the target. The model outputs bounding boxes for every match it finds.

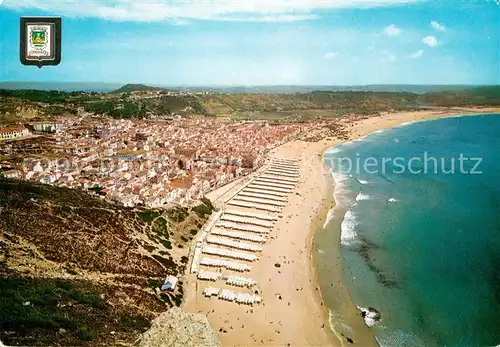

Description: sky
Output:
[0,0,499,86]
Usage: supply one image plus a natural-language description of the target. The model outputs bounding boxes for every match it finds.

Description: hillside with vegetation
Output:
[199,90,420,117]
[418,86,500,107]
[1,85,499,124]
[0,178,215,346]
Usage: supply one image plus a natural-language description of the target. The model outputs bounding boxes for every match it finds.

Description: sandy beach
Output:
[183,107,500,347]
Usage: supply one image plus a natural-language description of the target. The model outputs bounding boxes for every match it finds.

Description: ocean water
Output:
[322,114,500,346]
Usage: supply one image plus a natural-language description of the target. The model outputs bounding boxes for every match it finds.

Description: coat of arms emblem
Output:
[20,17,62,68]
[29,27,48,49]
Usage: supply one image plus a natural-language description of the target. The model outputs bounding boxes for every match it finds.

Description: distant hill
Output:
[0,178,215,346]
[111,84,167,94]
[198,90,421,117]
[159,84,493,94]
[1,82,497,94]
[1,84,498,123]
[418,86,500,106]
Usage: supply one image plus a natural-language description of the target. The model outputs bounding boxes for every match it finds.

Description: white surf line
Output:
[227,200,282,213]
[220,214,275,228]
[243,187,289,197]
[247,184,293,194]
[233,195,287,207]
[224,209,278,221]
[238,191,288,202]
[216,220,272,233]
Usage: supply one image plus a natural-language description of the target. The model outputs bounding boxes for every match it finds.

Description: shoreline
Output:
[314,107,500,346]
[183,107,500,347]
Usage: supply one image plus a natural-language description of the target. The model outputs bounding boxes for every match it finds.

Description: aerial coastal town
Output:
[2,84,497,347]
[0,106,318,207]
[2,0,500,344]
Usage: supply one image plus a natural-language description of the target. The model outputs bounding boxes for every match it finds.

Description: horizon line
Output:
[1,81,498,87]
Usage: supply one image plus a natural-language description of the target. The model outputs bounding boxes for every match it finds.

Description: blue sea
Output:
[322,114,500,346]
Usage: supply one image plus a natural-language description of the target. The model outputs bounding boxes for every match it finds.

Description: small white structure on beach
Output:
[250,181,294,191]
[161,275,178,291]
[238,191,288,202]
[216,220,271,233]
[224,209,277,221]
[243,187,289,197]
[210,228,267,243]
[261,174,298,183]
[197,270,221,281]
[227,200,282,212]
[226,275,256,287]
[255,178,296,187]
[206,236,263,252]
[220,214,274,227]
[217,289,262,305]
[200,257,252,272]
[247,184,292,194]
[233,195,287,207]
[202,246,258,262]
[264,170,298,178]
[203,287,220,297]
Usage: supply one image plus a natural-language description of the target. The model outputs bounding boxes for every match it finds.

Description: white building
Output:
[0,127,30,141]
[30,122,63,133]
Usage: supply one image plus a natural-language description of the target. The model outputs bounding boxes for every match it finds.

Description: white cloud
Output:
[430,21,446,32]
[218,14,319,22]
[422,36,438,47]
[324,52,339,59]
[2,0,420,22]
[383,24,402,36]
[410,49,423,58]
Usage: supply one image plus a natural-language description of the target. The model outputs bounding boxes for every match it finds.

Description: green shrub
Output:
[76,326,97,341]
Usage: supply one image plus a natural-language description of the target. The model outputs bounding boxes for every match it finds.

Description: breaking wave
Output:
[332,172,354,208]
[356,193,371,201]
[323,207,335,230]
[349,175,370,186]
[328,310,354,341]
[340,209,360,246]
[357,306,381,327]
[325,147,342,155]
[398,121,418,128]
